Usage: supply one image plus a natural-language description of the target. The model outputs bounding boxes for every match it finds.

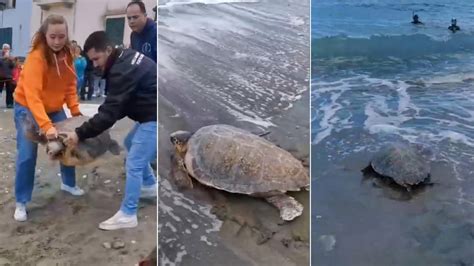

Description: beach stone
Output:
[112,240,125,249]
[102,242,111,249]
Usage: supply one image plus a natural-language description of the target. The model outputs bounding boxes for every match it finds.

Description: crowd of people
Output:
[7,0,158,235]
[0,44,22,108]
[0,0,158,107]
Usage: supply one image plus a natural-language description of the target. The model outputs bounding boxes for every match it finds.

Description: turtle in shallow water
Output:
[363,143,432,191]
[24,116,121,166]
[169,124,309,221]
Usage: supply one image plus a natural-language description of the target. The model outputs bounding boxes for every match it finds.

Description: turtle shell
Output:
[184,124,309,194]
[49,116,120,166]
[370,144,430,187]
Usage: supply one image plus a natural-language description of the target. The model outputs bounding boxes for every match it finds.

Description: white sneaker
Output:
[98,210,138,230]
[140,184,157,198]
[61,184,85,196]
[14,203,27,222]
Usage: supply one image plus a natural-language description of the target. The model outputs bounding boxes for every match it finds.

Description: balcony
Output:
[33,0,76,10]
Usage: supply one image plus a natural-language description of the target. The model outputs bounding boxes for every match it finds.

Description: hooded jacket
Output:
[0,55,14,80]
[14,45,80,133]
[130,18,157,62]
[75,48,156,141]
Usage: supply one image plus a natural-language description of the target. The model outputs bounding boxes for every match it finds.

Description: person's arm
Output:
[82,58,87,71]
[22,55,54,133]
[75,65,141,140]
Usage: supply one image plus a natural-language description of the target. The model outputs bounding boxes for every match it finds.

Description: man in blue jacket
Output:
[126,1,157,62]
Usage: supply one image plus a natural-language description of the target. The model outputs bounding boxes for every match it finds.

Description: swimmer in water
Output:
[412,14,423,25]
[448,18,461,33]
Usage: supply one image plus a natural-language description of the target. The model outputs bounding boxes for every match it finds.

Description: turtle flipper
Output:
[22,115,47,144]
[108,139,122,155]
[170,153,193,190]
[265,194,303,221]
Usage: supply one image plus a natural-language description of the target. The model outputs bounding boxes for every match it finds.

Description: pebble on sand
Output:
[112,240,125,249]
[104,180,111,184]
[102,242,112,249]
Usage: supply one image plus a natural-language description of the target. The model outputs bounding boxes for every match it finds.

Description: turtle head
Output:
[45,133,68,160]
[170,130,192,155]
[46,140,65,160]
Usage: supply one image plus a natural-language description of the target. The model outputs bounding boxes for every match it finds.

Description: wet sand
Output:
[158,0,310,265]
[0,101,156,265]
[312,130,474,266]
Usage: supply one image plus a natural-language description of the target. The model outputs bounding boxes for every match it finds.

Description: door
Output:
[0,27,12,48]
[105,17,124,47]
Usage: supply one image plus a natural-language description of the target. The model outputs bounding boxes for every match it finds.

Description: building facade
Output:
[30,0,156,48]
[0,0,34,57]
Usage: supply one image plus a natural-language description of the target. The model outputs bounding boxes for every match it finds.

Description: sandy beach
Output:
[0,99,156,265]
[158,0,310,265]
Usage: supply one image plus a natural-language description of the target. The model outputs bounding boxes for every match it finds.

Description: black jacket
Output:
[0,56,14,80]
[75,48,157,140]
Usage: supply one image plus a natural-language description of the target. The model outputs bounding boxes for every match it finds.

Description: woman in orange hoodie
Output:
[13,14,84,222]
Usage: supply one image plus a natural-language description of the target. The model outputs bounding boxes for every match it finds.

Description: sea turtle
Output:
[169,124,309,221]
[24,116,121,166]
[364,143,431,191]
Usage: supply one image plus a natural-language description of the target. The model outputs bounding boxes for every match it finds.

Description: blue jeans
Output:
[93,76,106,96]
[76,76,84,95]
[14,102,76,204]
[121,121,157,215]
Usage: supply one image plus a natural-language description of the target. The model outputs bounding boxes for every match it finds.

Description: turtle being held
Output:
[24,116,121,166]
[169,124,309,221]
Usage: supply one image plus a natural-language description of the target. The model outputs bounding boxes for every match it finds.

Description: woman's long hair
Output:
[31,14,73,67]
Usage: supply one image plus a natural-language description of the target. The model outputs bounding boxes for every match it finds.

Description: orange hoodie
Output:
[14,46,80,133]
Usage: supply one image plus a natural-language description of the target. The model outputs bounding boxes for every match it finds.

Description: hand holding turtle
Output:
[45,127,58,140]
[63,131,79,147]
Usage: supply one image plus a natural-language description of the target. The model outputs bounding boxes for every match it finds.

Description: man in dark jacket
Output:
[64,31,157,230]
[0,43,15,108]
[126,1,157,62]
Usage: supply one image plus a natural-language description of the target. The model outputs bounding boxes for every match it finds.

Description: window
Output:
[105,17,125,47]
[0,0,16,9]
[0,27,12,47]
[3,0,16,9]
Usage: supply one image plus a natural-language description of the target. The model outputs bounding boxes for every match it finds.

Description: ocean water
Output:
[312,0,474,265]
